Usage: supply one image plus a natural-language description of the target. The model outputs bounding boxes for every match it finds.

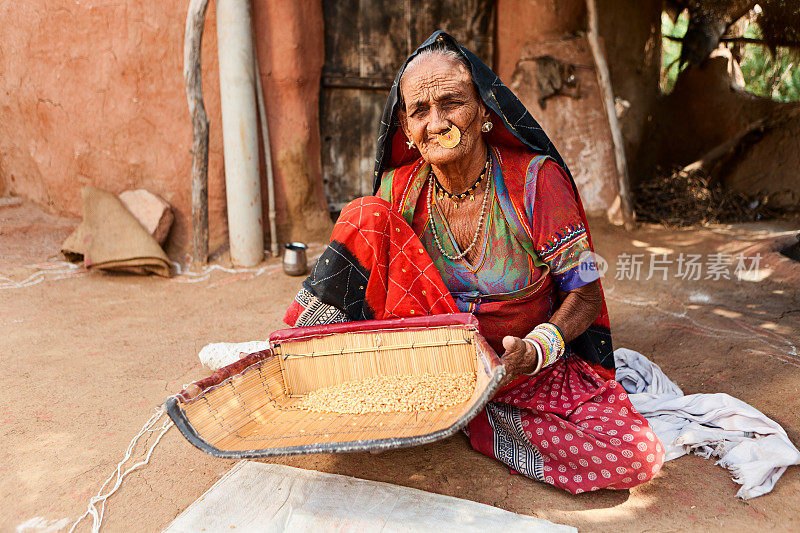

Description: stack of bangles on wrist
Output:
[522,322,565,375]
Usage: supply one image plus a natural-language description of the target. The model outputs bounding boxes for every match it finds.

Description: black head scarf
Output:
[372,30,571,194]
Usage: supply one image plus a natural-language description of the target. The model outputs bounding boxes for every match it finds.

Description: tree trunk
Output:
[586,0,635,228]
[184,0,211,268]
[596,0,664,185]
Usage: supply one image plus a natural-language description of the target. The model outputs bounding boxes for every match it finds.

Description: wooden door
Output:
[321,0,495,212]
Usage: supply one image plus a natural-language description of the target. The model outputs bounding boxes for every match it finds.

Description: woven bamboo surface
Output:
[170,320,503,456]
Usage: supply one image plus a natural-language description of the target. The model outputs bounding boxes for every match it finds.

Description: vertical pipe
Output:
[217,0,264,266]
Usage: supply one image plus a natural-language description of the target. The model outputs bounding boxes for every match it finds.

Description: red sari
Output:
[284,146,664,494]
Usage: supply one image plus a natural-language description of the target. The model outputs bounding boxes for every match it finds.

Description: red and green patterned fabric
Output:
[378,144,613,370]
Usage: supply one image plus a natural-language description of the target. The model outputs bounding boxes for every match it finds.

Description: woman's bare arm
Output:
[548,280,604,343]
[499,280,603,382]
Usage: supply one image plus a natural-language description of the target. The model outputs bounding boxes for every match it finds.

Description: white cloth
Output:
[164,461,575,533]
[615,348,800,499]
[198,341,270,371]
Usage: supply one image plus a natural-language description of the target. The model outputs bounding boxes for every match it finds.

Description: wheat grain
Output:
[295,372,476,414]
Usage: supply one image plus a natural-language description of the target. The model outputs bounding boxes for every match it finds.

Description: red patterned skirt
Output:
[469,356,663,493]
[285,197,664,493]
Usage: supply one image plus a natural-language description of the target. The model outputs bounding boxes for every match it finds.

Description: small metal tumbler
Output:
[283,242,308,276]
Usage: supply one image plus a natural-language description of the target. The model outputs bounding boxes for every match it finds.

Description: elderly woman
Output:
[285,32,664,494]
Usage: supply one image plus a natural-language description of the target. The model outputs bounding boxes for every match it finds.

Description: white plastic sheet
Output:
[164,461,575,533]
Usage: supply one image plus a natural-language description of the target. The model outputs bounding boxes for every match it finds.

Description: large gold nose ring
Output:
[436,125,461,149]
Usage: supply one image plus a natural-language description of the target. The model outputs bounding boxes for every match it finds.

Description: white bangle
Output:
[523,339,544,376]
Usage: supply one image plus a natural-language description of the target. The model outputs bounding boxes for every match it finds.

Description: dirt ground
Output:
[2,200,799,532]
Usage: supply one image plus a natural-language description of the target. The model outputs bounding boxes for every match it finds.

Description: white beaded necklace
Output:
[427,158,493,262]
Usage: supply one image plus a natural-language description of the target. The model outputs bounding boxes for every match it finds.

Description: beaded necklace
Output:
[431,154,491,206]
[427,157,493,262]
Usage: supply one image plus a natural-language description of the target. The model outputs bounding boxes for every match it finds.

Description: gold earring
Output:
[481,121,493,133]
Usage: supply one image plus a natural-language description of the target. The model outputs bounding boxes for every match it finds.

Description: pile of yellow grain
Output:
[296,372,476,414]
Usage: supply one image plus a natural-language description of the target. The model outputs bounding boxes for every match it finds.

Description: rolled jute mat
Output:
[61,186,170,277]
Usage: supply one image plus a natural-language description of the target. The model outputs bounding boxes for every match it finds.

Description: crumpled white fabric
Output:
[198,341,270,370]
[615,348,800,499]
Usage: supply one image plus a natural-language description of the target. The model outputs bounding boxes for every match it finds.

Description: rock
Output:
[118,189,174,245]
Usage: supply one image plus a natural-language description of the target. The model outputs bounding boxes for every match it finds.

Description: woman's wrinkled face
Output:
[399,53,488,167]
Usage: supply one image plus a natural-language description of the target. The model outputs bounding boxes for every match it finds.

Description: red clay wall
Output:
[1,0,632,251]
[495,0,585,81]
[252,1,331,245]
[496,0,620,216]
[0,1,328,256]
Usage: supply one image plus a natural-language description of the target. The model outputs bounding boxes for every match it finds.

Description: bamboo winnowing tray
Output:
[166,314,505,458]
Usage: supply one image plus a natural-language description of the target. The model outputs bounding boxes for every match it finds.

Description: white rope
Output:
[169,252,322,284]
[2,250,323,289]
[69,406,174,533]
[170,263,271,284]
[0,261,85,290]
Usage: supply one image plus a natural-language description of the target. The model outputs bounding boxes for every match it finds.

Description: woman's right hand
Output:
[498,335,541,388]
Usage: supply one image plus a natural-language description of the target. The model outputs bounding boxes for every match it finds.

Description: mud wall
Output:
[496,0,618,216]
[595,0,663,184]
[494,0,664,213]
[0,1,329,256]
[648,48,800,207]
[252,1,331,245]
[508,37,621,215]
[0,0,653,248]
[652,48,795,167]
[495,0,585,81]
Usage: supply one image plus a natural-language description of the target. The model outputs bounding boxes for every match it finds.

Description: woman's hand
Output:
[498,335,541,388]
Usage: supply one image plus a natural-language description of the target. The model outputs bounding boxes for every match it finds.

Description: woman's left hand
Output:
[498,335,540,388]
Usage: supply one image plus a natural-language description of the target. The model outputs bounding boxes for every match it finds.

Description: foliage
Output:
[661,11,689,94]
[739,26,800,102]
[660,9,799,102]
